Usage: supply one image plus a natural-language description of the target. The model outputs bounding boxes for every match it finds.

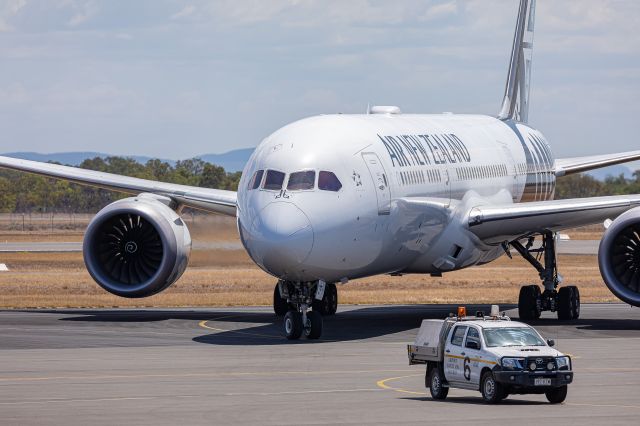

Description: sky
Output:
[0,0,639,160]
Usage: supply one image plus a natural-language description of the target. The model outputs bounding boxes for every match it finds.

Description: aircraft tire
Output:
[284,311,303,340]
[305,310,323,340]
[312,283,338,316]
[568,286,580,319]
[557,287,579,320]
[518,285,541,320]
[273,285,289,316]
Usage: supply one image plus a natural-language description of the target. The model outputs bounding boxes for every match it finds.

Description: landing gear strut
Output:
[511,231,580,321]
[277,280,326,340]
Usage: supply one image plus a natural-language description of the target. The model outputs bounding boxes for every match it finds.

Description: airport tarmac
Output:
[0,304,639,425]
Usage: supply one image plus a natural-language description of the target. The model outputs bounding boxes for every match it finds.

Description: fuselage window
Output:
[287,170,315,191]
[248,169,264,190]
[263,170,285,191]
[318,171,342,192]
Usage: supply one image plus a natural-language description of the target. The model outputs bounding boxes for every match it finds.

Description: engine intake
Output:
[599,207,640,306]
[83,195,191,298]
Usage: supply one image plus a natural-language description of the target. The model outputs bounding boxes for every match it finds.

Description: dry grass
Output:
[0,217,614,309]
[0,250,614,309]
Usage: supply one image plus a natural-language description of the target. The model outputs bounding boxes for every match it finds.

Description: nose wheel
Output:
[277,280,325,340]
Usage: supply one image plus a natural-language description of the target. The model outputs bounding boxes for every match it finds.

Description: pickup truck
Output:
[407,307,573,404]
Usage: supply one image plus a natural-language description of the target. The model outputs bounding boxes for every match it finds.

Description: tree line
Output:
[0,156,638,213]
[0,157,241,213]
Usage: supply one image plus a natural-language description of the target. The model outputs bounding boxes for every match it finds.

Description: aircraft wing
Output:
[0,155,237,216]
[555,150,640,177]
[467,195,640,244]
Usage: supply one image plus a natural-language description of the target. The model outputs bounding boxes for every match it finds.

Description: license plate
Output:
[534,378,552,386]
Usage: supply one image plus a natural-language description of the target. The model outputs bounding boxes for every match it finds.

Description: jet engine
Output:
[599,207,640,306]
[83,194,191,298]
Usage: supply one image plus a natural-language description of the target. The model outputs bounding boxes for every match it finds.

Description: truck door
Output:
[463,326,483,386]
[445,325,467,383]
[362,152,391,215]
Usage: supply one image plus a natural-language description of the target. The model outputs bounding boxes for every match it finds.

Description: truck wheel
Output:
[284,311,303,340]
[428,368,448,400]
[545,386,568,404]
[518,285,541,320]
[481,371,504,404]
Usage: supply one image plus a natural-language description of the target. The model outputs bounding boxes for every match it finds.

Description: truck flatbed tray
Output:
[407,344,441,365]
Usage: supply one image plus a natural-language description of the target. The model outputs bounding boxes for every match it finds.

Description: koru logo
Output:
[124,241,138,254]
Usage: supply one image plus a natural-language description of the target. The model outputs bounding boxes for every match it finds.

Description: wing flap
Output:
[555,150,640,177]
[0,155,237,216]
[468,195,640,243]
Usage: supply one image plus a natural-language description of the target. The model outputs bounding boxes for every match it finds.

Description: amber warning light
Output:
[457,306,467,318]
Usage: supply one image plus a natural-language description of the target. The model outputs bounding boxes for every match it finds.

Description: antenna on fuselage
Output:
[498,0,536,124]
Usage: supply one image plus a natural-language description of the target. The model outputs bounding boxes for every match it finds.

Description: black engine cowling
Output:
[83,194,191,298]
[599,207,640,306]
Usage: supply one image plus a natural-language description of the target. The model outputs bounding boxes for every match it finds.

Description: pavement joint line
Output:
[0,389,384,406]
[222,388,382,396]
[0,368,414,383]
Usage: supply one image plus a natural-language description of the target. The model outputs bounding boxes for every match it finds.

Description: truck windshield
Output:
[482,327,545,347]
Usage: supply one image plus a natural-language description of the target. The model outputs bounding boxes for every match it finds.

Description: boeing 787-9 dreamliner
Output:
[2,0,640,339]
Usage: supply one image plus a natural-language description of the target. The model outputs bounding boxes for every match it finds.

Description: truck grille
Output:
[526,357,556,371]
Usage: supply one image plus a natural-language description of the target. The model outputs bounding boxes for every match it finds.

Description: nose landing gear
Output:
[275,280,331,340]
[511,231,580,321]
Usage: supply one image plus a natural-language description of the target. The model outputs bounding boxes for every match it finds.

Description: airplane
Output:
[2,0,640,340]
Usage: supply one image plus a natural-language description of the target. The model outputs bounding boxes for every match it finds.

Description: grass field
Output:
[0,215,613,309]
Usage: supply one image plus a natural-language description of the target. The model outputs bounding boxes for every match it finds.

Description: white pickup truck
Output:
[407,307,573,404]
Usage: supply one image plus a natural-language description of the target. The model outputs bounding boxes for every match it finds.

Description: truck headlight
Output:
[556,356,571,370]
[501,357,525,370]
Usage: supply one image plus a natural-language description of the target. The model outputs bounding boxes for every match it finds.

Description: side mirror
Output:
[466,340,480,350]
[547,339,555,347]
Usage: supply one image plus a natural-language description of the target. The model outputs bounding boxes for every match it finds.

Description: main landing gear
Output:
[273,280,337,340]
[510,231,580,321]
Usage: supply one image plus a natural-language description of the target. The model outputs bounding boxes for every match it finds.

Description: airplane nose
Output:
[250,201,314,275]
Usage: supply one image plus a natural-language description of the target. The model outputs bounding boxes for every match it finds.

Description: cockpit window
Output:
[318,171,342,192]
[263,170,285,191]
[248,170,264,190]
[287,170,315,191]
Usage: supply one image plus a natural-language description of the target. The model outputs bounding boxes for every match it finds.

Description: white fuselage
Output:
[236,112,555,283]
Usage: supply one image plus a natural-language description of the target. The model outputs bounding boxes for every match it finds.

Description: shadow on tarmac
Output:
[400,396,548,405]
[16,303,638,346]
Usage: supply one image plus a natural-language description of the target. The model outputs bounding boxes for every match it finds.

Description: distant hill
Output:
[198,148,254,173]
[1,148,254,172]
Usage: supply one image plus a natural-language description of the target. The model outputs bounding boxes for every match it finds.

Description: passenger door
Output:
[463,326,483,386]
[362,152,391,215]
[445,325,467,383]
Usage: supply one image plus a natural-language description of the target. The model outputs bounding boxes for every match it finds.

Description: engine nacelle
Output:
[599,207,640,306]
[83,194,191,298]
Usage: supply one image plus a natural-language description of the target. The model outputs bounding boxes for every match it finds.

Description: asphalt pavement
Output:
[1,304,639,425]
